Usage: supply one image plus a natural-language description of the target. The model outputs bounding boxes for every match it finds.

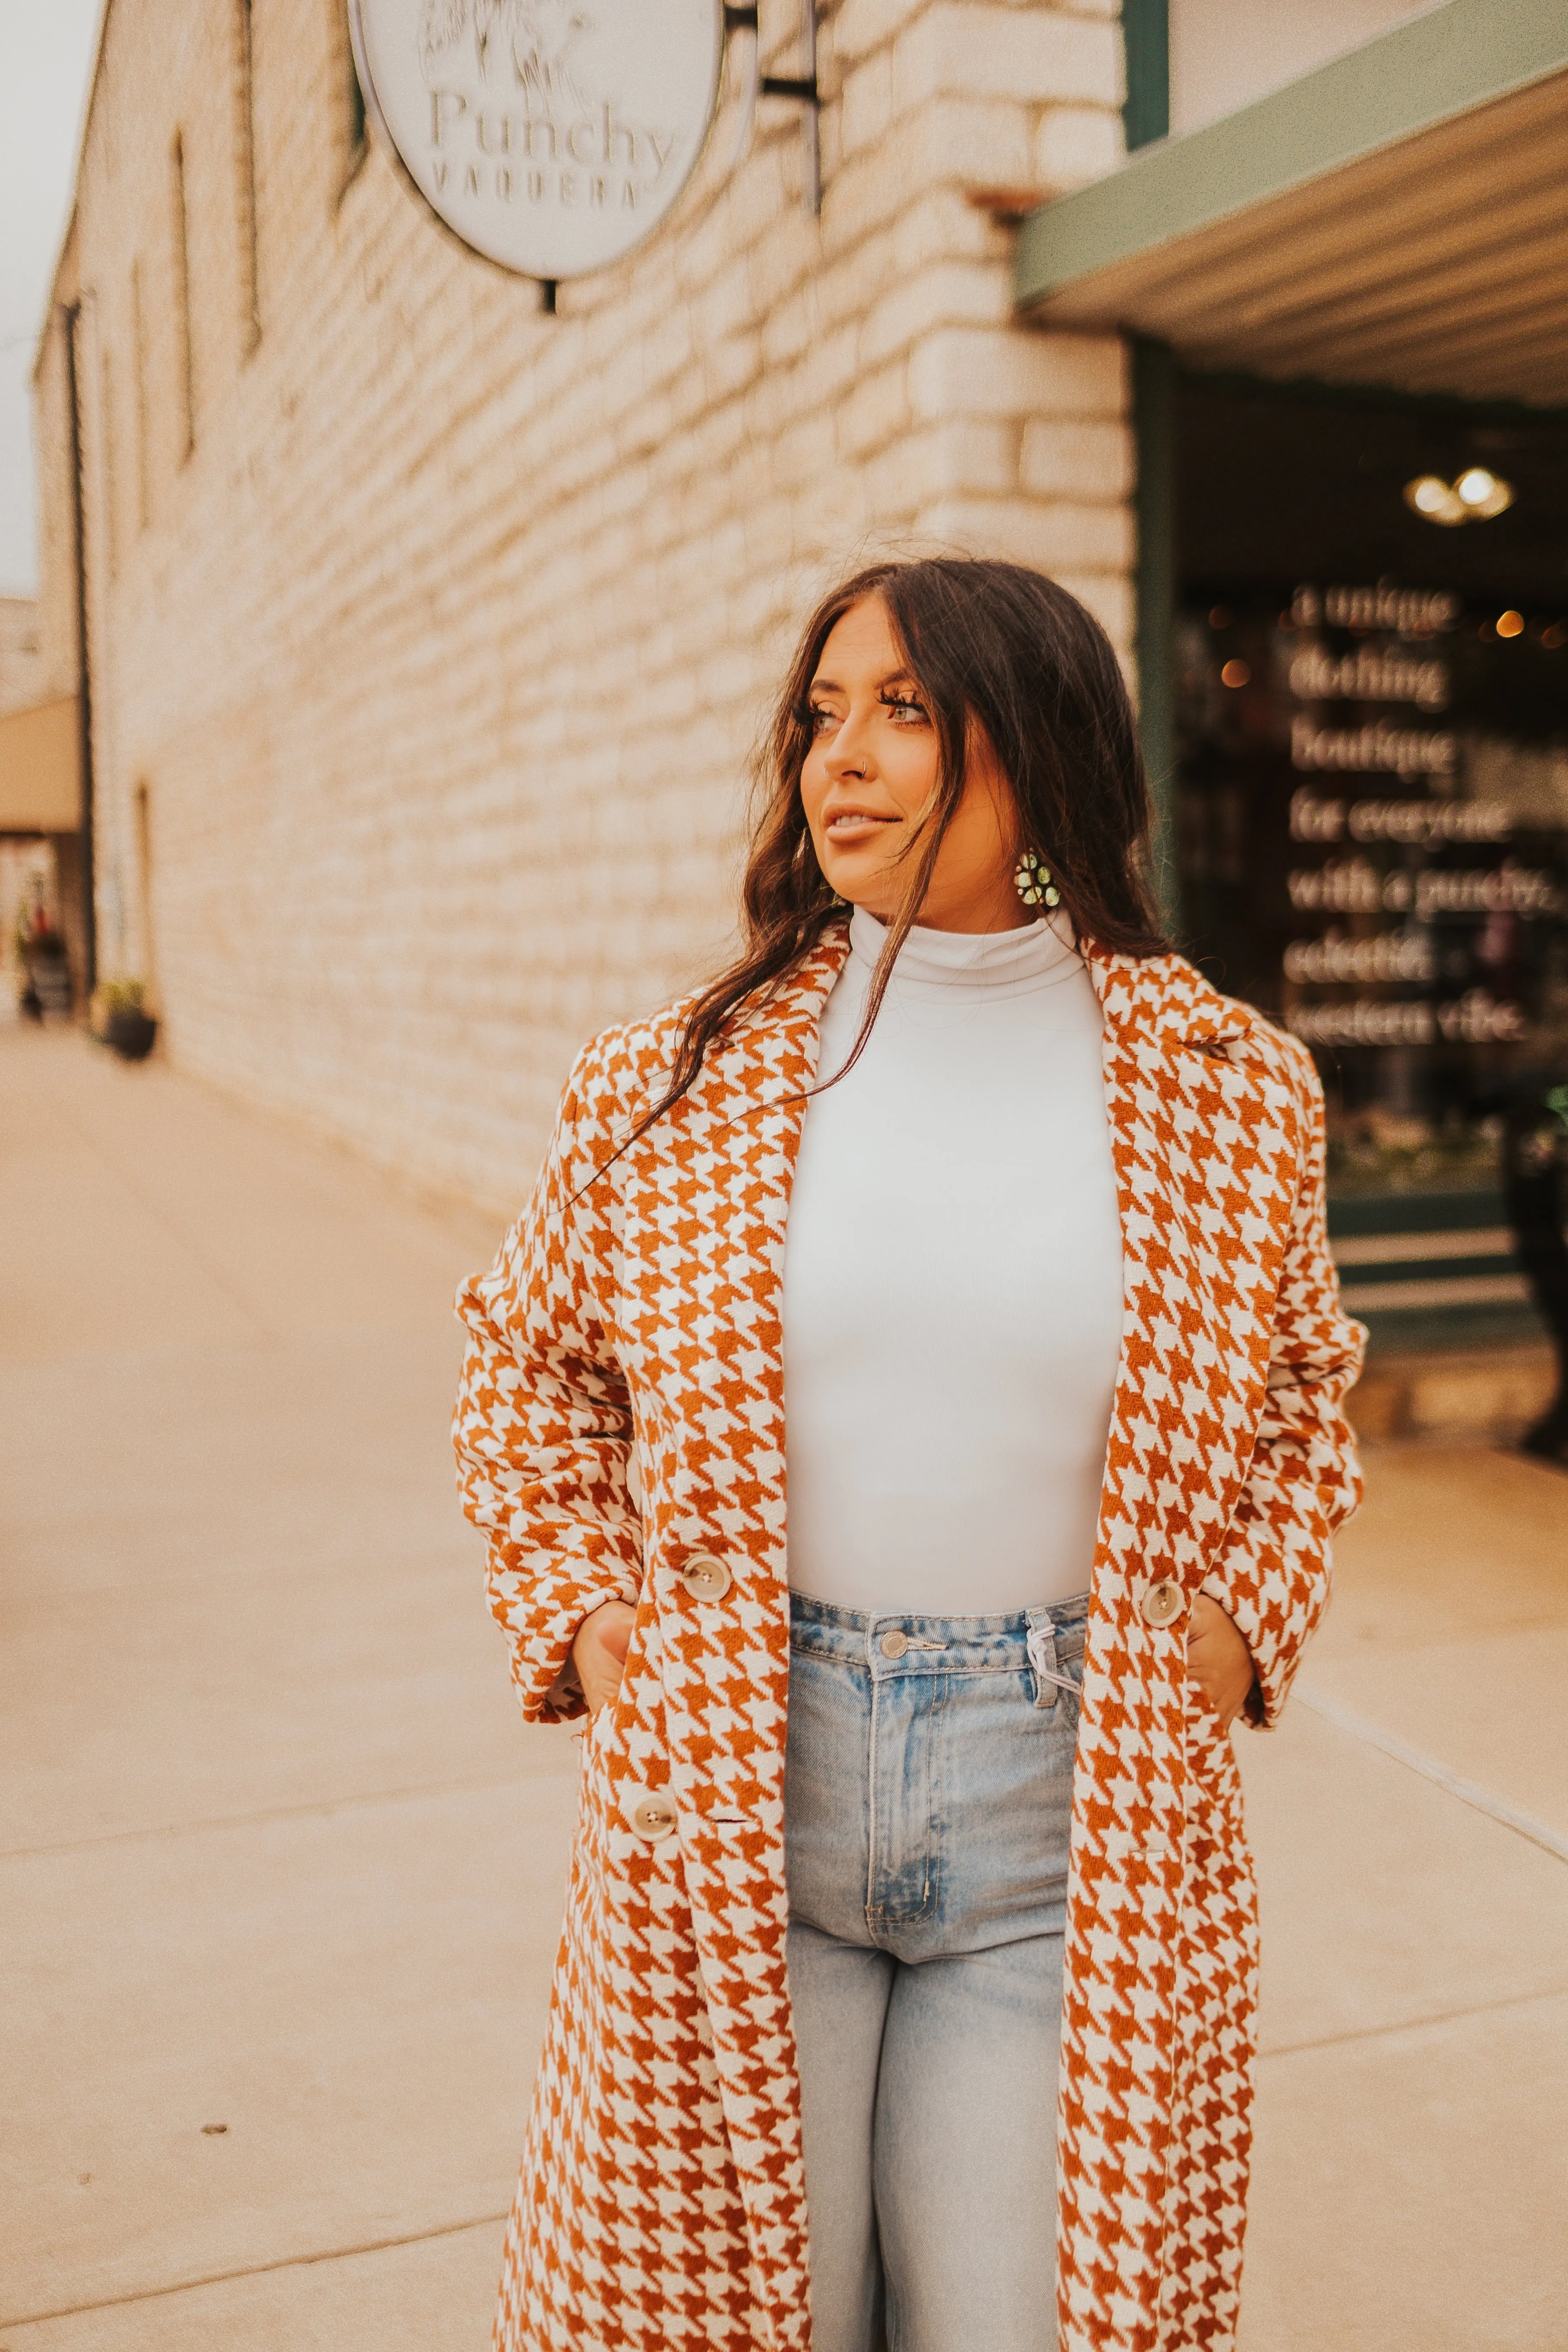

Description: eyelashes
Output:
[803,691,928,732]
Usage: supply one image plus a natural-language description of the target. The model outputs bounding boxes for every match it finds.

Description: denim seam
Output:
[864,1632,882,1927]
[925,1672,946,1925]
[867,1681,943,1936]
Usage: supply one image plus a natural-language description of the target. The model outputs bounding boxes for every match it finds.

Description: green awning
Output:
[1014,0,1568,407]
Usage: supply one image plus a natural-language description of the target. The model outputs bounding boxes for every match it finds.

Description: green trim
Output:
[1121,0,1168,152]
[1132,338,1178,933]
[1358,1302,1547,1354]
[1017,0,1568,314]
[1327,1191,1506,1240]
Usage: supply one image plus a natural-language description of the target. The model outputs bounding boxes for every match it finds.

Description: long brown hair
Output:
[639,555,1167,1136]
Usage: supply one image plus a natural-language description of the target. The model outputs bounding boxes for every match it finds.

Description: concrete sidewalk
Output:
[3,1027,1566,2350]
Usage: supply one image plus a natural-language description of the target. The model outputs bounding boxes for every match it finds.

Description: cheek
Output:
[934,780,1014,881]
[881,733,940,815]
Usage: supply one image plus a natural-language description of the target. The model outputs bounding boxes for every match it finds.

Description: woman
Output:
[454,558,1365,2352]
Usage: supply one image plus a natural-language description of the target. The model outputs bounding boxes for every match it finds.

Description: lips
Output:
[824,808,898,837]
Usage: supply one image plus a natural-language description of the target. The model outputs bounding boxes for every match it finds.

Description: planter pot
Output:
[106,1007,158,1061]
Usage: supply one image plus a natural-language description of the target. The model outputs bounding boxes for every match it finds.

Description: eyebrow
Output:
[808,666,919,695]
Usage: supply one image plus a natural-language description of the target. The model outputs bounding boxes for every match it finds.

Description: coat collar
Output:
[766,920,1252,1058]
[1082,941,1255,1056]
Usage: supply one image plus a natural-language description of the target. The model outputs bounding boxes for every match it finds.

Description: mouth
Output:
[824,808,900,843]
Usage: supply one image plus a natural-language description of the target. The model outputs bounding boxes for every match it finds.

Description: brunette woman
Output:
[455,557,1365,2352]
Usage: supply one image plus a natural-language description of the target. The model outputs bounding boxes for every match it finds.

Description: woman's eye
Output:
[882,693,927,724]
[807,705,836,733]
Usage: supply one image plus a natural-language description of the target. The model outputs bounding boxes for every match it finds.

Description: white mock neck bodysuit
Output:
[781,909,1125,1615]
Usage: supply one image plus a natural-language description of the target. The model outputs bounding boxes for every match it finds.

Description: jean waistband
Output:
[787,1588,1089,1674]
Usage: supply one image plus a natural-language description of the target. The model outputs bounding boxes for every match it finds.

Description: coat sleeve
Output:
[452,1042,643,1724]
[1202,1043,1367,1728]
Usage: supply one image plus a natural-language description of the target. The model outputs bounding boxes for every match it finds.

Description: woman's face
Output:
[799,596,1024,934]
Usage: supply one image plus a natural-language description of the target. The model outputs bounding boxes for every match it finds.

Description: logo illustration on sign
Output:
[349,0,726,281]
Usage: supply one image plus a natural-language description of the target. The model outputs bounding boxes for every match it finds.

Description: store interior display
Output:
[1176,379,1568,1207]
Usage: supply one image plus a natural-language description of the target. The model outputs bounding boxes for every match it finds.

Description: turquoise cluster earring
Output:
[1014,849,1060,909]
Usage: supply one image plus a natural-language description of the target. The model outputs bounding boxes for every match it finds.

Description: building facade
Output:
[35,0,1137,1208]
[34,0,1568,1387]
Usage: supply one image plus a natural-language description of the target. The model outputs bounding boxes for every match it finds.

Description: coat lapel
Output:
[1055,947,1304,2346]
[1084,946,1301,1618]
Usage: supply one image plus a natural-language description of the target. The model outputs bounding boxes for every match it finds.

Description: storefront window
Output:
[1175,378,1568,1344]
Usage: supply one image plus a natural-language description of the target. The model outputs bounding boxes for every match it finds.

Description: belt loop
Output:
[1026,1614,1081,1711]
[1025,1612,1057,1711]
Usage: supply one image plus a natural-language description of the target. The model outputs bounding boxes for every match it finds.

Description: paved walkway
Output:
[3,1026,1565,2350]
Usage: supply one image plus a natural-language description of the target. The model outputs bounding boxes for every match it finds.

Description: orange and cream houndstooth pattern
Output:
[453,925,1365,2352]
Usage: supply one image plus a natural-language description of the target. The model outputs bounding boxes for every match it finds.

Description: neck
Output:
[855,882,1029,934]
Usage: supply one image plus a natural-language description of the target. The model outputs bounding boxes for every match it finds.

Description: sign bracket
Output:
[724,1,821,215]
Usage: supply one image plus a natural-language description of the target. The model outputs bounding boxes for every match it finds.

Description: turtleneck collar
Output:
[846,905,1082,998]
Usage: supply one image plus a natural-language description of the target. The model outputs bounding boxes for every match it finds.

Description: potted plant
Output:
[92,978,158,1062]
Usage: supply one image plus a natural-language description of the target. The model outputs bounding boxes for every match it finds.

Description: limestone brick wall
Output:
[38,0,1134,1212]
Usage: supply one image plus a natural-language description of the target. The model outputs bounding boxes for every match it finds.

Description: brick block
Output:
[833,0,931,68]
[909,325,1127,423]
[915,95,1033,187]
[859,259,1011,370]
[1034,104,1124,190]
[895,5,1121,109]
[1020,416,1133,501]
[914,493,1132,573]
[841,52,896,157]
[859,414,1015,514]
[838,358,913,459]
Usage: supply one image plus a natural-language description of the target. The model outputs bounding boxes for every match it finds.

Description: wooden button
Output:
[627,1790,678,1842]
[680,1554,732,1601]
[1140,1580,1185,1629]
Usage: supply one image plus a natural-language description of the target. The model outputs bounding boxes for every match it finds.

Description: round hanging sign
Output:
[348,0,726,282]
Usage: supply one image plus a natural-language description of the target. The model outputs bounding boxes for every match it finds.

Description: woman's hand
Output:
[570,1599,636,1715]
[1186,1592,1256,1732]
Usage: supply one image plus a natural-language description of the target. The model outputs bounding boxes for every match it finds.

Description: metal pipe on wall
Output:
[1132,335,1179,935]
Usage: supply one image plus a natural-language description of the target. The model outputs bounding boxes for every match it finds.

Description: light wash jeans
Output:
[783,1589,1086,2352]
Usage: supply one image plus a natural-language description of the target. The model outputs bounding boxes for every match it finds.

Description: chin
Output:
[822,860,893,914]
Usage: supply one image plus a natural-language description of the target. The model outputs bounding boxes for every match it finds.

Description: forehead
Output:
[813,595,906,679]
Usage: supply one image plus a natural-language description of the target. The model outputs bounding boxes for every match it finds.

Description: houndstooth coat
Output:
[453,923,1365,2352]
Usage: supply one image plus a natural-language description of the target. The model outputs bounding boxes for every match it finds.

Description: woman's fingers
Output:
[1186,1593,1256,1731]
[573,1599,637,1714]
[596,1605,633,1668]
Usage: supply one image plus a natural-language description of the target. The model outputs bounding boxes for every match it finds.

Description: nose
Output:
[822,704,874,780]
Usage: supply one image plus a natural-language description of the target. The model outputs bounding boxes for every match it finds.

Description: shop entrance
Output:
[1172,374,1568,1369]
